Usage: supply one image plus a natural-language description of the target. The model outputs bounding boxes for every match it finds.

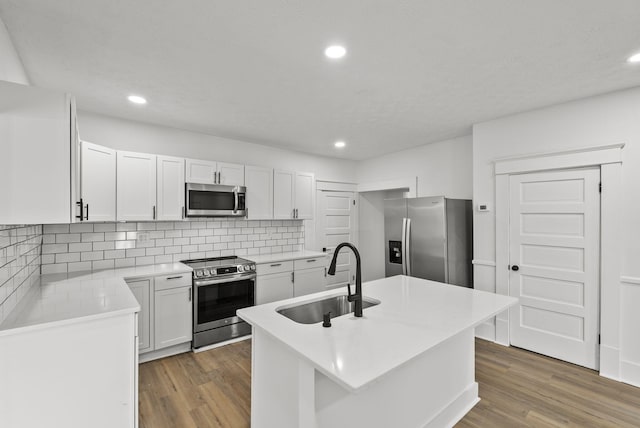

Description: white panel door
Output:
[293,267,325,297]
[218,162,245,186]
[185,158,217,184]
[509,167,600,369]
[274,170,294,219]
[157,155,185,221]
[117,151,157,221]
[154,286,193,350]
[294,172,315,219]
[81,141,116,222]
[245,165,273,219]
[317,191,357,289]
[256,272,294,305]
[127,278,153,353]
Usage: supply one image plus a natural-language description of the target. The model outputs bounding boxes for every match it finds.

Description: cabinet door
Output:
[294,171,315,219]
[0,81,72,224]
[117,151,157,221]
[218,162,245,186]
[154,286,193,350]
[127,278,153,353]
[245,165,273,219]
[273,170,294,219]
[293,267,326,297]
[256,272,294,305]
[81,141,116,222]
[157,155,185,221]
[185,158,217,184]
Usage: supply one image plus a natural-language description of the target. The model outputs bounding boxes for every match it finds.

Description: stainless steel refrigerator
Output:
[384,196,473,287]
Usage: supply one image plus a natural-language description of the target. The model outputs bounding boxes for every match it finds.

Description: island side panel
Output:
[251,327,307,428]
[315,328,478,428]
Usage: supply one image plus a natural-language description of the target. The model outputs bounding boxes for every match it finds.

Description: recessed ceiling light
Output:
[628,53,640,63]
[334,141,346,148]
[127,95,147,105]
[325,45,347,59]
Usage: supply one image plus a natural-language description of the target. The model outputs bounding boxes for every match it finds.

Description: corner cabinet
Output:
[117,151,157,221]
[185,158,245,186]
[0,81,79,224]
[273,170,315,220]
[80,141,116,222]
[125,272,192,362]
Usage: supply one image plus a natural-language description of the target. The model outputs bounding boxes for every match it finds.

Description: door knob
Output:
[511,265,520,271]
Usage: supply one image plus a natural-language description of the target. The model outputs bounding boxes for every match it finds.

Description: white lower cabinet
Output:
[126,272,192,359]
[154,286,192,349]
[127,278,153,353]
[256,257,326,305]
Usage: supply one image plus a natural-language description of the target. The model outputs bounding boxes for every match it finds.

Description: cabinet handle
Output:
[166,276,183,280]
[291,271,294,283]
[324,267,327,277]
[85,203,89,221]
[182,206,185,219]
[307,259,316,263]
[270,263,282,267]
[217,171,221,184]
[153,205,156,220]
[189,288,192,302]
[76,198,84,221]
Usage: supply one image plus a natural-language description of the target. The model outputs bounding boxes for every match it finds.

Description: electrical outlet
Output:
[137,232,150,242]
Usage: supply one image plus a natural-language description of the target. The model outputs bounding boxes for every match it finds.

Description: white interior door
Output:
[509,167,600,369]
[318,191,357,290]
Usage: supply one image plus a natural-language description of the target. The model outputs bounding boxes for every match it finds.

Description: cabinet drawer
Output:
[257,260,293,275]
[155,273,191,291]
[294,257,326,271]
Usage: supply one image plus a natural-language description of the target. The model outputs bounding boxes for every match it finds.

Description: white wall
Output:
[0,16,28,84]
[78,111,357,183]
[473,86,640,386]
[356,135,473,199]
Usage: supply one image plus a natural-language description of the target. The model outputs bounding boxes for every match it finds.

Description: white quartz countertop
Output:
[248,250,327,264]
[0,263,192,337]
[237,275,517,392]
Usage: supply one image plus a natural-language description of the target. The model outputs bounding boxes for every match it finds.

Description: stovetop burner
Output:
[182,256,256,279]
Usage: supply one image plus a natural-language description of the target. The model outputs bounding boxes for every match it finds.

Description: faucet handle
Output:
[347,283,355,301]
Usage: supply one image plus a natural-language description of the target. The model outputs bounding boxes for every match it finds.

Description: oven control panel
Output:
[194,262,256,278]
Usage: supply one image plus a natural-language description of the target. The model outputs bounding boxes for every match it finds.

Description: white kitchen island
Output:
[237,275,517,428]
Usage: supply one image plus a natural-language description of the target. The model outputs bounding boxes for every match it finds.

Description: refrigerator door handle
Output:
[401,218,407,275]
[405,218,412,276]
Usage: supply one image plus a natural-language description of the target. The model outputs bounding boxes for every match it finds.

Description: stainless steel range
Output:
[182,256,256,348]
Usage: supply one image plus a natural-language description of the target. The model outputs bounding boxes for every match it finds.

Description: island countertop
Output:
[237,275,517,392]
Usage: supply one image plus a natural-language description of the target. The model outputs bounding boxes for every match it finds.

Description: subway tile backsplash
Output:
[0,225,42,324]
[41,219,304,274]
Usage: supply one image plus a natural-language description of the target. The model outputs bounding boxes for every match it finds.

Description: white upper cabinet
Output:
[245,165,274,219]
[0,81,76,224]
[80,141,116,222]
[273,170,315,219]
[117,151,157,221]
[185,158,245,186]
[294,171,315,220]
[157,155,185,221]
[185,158,217,184]
[274,170,295,219]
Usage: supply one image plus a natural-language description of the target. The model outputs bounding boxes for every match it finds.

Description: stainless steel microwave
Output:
[185,183,246,217]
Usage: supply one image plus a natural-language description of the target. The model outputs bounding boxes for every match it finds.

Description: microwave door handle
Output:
[233,189,239,214]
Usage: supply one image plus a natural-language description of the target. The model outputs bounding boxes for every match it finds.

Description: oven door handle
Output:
[194,274,256,287]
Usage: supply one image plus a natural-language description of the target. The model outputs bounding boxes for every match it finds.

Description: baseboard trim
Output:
[620,359,640,388]
[599,344,620,380]
[474,321,495,342]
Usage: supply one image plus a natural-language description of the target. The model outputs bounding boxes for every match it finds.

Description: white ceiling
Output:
[2,1,640,160]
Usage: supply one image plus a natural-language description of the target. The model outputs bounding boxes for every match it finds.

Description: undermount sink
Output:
[277,294,380,324]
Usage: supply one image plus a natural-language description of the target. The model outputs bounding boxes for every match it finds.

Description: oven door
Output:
[193,274,255,333]
[185,183,246,217]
